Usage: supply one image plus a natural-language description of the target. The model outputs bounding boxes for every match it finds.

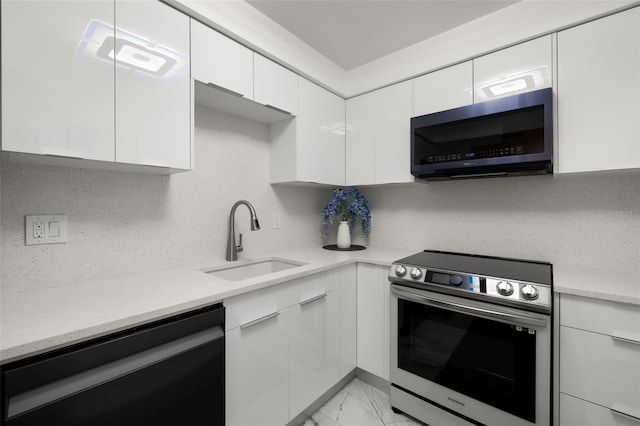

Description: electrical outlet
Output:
[33,221,45,238]
[272,212,281,229]
[25,215,67,245]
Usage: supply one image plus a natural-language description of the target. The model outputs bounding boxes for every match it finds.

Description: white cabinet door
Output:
[560,326,640,418]
[226,309,289,426]
[1,0,115,161]
[298,79,346,185]
[374,81,414,184]
[338,264,357,378]
[356,263,390,380]
[115,0,191,169]
[289,282,340,418]
[254,54,298,116]
[346,81,413,185]
[191,19,253,99]
[271,79,346,185]
[414,61,473,116]
[557,7,640,173]
[560,393,640,426]
[345,92,375,185]
[473,35,553,102]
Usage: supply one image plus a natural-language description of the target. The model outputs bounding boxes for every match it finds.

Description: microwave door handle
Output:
[391,286,547,328]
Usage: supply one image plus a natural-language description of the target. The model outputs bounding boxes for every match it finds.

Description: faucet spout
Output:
[226,200,260,261]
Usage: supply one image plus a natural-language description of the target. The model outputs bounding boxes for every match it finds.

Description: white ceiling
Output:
[245,0,520,70]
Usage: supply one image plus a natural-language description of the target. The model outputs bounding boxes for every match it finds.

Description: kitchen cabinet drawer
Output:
[225,268,338,331]
[225,282,296,331]
[413,61,473,116]
[560,393,640,426]
[254,54,298,116]
[559,326,640,413]
[191,19,253,100]
[560,294,640,339]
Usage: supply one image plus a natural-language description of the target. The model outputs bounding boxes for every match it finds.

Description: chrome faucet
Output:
[226,200,260,261]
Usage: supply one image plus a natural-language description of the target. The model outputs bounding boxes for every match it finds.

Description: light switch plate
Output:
[25,215,67,245]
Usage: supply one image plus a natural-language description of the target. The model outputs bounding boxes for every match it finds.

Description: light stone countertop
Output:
[553,263,640,306]
[0,246,414,364]
[1,246,638,365]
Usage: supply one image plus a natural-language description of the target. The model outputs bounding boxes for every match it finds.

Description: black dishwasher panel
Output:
[1,303,225,426]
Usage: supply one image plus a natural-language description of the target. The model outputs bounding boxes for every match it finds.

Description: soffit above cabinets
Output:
[165,0,637,98]
[244,0,519,71]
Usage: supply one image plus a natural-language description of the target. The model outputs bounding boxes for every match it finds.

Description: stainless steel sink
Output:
[202,258,306,281]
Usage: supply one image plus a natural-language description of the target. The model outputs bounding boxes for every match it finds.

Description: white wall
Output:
[0,106,327,293]
[358,174,640,272]
[2,110,638,294]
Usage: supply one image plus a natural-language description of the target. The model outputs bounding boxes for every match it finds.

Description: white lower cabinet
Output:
[559,294,640,425]
[289,284,340,417]
[226,309,290,426]
[225,265,356,425]
[356,263,390,380]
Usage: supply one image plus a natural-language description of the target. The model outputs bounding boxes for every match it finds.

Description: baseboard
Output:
[355,367,390,394]
[287,369,357,426]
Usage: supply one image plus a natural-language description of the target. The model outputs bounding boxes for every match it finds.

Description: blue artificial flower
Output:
[321,188,371,241]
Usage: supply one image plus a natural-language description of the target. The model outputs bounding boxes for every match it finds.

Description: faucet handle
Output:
[236,233,244,253]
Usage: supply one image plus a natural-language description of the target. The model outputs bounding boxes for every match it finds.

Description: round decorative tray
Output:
[322,244,366,251]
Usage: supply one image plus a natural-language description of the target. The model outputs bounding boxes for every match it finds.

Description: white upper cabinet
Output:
[345,92,375,185]
[191,19,253,99]
[473,35,553,102]
[270,78,345,185]
[345,81,413,185]
[374,81,414,184]
[413,61,473,117]
[2,0,115,161]
[115,0,191,170]
[557,7,640,173]
[1,0,191,173]
[254,54,298,116]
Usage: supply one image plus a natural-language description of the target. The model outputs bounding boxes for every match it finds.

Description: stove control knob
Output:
[395,265,407,277]
[520,284,539,301]
[496,281,514,296]
[410,268,423,280]
[450,275,463,286]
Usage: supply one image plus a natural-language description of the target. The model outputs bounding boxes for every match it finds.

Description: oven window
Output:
[397,299,536,423]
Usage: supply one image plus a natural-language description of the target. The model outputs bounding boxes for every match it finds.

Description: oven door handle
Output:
[392,286,547,328]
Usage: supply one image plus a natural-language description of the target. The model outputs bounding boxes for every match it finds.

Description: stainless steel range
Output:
[389,250,553,426]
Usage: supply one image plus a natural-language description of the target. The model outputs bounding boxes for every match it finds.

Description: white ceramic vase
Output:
[336,221,351,249]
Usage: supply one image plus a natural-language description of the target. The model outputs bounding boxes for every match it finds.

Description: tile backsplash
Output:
[0,106,327,293]
[1,105,638,293]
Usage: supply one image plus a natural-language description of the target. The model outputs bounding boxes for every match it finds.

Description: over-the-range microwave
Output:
[411,87,553,180]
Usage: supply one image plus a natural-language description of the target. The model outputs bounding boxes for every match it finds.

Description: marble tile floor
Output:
[302,378,425,426]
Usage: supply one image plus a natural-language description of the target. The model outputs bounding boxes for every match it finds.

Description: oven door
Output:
[390,284,551,426]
